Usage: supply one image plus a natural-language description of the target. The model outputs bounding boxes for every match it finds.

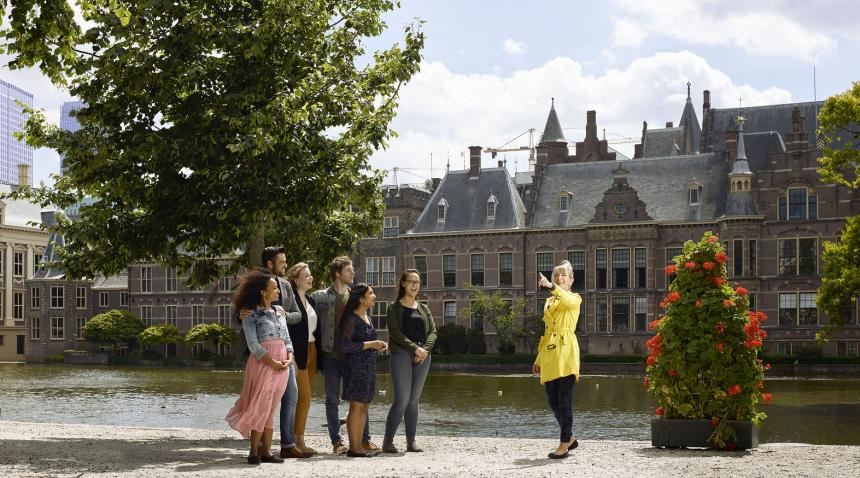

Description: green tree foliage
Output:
[461,285,527,354]
[645,232,770,449]
[1,1,424,285]
[817,215,860,341]
[82,309,145,350]
[138,323,183,346]
[434,324,468,354]
[817,81,860,189]
[185,323,237,355]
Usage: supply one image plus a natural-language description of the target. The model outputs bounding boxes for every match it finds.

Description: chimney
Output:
[666,121,674,128]
[497,160,503,168]
[703,90,711,111]
[468,146,482,178]
[17,163,31,187]
[585,110,597,140]
[431,177,441,191]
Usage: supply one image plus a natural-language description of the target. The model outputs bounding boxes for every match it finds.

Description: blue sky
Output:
[3,0,858,186]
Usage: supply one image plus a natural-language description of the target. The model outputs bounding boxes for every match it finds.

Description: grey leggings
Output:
[384,346,431,441]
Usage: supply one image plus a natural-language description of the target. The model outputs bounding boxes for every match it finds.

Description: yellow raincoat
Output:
[534,286,582,384]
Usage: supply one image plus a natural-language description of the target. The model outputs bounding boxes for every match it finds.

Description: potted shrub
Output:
[646,231,772,449]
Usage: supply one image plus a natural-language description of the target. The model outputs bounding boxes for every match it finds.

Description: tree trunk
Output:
[247,216,266,268]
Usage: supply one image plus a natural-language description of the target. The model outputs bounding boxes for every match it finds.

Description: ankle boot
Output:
[406,439,423,452]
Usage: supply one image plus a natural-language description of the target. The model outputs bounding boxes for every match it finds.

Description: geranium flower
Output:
[668,369,679,377]
[647,355,655,366]
[708,236,718,243]
[723,299,734,307]
[759,329,768,339]
[750,339,762,348]
[648,319,662,331]
[728,385,742,396]
[664,264,677,275]
[743,340,753,349]
[666,291,681,302]
[655,407,664,416]
[765,363,772,370]
[735,286,748,296]
[643,377,650,387]
[684,261,697,270]
[694,299,703,308]
[724,442,737,451]
[715,252,728,263]
[714,322,726,333]
[703,261,715,270]
[710,417,719,427]
[714,277,726,286]
[762,393,772,402]
[715,341,725,353]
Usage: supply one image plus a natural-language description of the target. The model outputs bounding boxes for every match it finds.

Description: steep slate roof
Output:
[410,168,526,234]
[642,127,683,157]
[531,154,727,228]
[92,271,128,290]
[702,101,823,153]
[540,100,566,143]
[679,95,702,153]
[33,210,66,280]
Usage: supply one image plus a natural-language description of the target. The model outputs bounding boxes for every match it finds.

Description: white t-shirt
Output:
[306,301,318,343]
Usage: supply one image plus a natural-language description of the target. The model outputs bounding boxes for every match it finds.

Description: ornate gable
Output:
[590,165,653,223]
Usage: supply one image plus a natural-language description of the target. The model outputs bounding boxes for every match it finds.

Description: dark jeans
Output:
[321,353,370,444]
[279,363,298,448]
[384,347,431,442]
[545,374,576,443]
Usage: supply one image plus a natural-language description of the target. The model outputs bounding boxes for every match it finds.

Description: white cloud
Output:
[502,38,527,55]
[610,0,840,61]
[611,18,648,48]
[372,51,792,184]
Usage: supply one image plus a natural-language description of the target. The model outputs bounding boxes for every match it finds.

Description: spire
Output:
[732,115,751,174]
[540,97,566,143]
[679,81,701,154]
[686,81,691,101]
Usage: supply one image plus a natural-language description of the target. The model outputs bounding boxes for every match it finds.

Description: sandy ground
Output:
[0,420,857,477]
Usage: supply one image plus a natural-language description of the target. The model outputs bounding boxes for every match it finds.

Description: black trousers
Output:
[545,374,576,443]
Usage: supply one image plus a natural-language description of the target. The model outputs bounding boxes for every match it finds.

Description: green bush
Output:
[795,345,823,363]
[466,328,486,354]
[435,324,468,354]
[83,309,145,350]
[43,354,65,363]
[214,355,235,367]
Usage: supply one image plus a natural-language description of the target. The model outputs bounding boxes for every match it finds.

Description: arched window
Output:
[437,198,448,222]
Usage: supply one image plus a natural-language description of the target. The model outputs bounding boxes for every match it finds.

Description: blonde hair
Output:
[552,260,574,282]
[285,262,310,291]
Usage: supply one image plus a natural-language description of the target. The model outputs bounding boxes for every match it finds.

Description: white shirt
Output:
[306,300,318,342]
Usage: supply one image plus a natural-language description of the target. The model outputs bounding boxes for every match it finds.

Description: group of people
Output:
[225,248,439,464]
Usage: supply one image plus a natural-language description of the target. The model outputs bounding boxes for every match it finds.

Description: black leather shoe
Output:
[569,439,579,450]
[260,454,284,463]
[548,450,569,459]
[247,455,261,465]
[346,450,379,458]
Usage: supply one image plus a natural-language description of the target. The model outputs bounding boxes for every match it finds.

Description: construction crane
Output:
[484,129,536,171]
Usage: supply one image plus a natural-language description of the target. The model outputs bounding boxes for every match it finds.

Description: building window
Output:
[166,267,177,292]
[486,196,497,219]
[76,286,87,309]
[382,257,395,286]
[140,305,152,326]
[164,305,177,326]
[443,301,457,325]
[779,187,817,221]
[13,251,24,277]
[50,286,64,309]
[365,257,395,287]
[13,292,23,320]
[218,342,232,356]
[749,292,757,311]
[33,253,43,273]
[689,186,700,205]
[470,301,483,331]
[383,216,399,237]
[596,297,608,332]
[413,255,427,286]
[141,266,152,293]
[778,238,817,276]
[635,297,647,331]
[371,301,387,330]
[30,317,40,339]
[749,239,757,276]
[51,317,64,340]
[218,305,232,326]
[537,252,554,280]
[596,249,608,289]
[733,240,744,276]
[192,305,204,326]
[559,193,569,212]
[76,317,87,338]
[499,252,513,286]
[634,248,646,288]
[470,254,485,287]
[665,246,683,285]
[366,257,379,286]
[30,286,40,309]
[612,297,630,332]
[443,255,456,288]
[568,251,585,291]
[437,199,448,222]
[837,342,859,357]
[120,292,128,307]
[779,292,818,326]
[612,248,630,289]
[99,292,109,307]
[219,276,231,292]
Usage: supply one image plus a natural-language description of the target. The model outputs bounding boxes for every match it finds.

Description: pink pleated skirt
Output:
[225,339,290,438]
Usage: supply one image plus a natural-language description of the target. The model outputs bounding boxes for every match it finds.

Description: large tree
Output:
[1,0,423,284]
[816,82,860,340]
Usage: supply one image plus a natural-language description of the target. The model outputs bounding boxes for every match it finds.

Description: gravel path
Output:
[1,421,856,477]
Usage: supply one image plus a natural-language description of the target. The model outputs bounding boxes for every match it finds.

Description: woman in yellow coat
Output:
[532,260,582,459]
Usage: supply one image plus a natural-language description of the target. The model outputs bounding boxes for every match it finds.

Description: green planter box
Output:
[651,418,758,449]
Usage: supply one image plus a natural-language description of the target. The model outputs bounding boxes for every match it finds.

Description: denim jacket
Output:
[309,285,348,356]
[243,305,295,360]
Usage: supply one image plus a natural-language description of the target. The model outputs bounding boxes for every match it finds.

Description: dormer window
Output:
[437,198,448,222]
[688,183,702,205]
[487,194,498,219]
[559,192,571,212]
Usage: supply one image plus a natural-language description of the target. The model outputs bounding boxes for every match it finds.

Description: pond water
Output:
[1,364,858,444]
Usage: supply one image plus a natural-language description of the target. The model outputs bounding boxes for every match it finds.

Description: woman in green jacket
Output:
[382,269,437,453]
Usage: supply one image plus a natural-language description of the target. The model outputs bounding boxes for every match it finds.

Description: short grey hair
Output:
[552,260,574,280]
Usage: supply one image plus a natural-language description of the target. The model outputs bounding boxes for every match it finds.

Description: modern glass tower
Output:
[0,79,34,186]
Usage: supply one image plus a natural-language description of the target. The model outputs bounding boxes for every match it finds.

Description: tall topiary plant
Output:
[645,231,772,448]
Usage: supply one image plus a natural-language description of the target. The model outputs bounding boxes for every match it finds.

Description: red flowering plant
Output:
[645,231,770,448]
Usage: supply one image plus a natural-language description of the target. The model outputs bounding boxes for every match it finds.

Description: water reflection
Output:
[1,364,858,445]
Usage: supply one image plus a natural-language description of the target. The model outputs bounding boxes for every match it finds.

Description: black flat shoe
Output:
[247,455,261,465]
[548,450,570,459]
[260,454,284,463]
[346,450,379,458]
[569,439,579,450]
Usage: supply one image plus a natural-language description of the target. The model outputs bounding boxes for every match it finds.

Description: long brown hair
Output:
[396,268,421,301]
[233,268,274,322]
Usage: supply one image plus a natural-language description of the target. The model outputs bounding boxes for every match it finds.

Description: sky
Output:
[2,0,859,187]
